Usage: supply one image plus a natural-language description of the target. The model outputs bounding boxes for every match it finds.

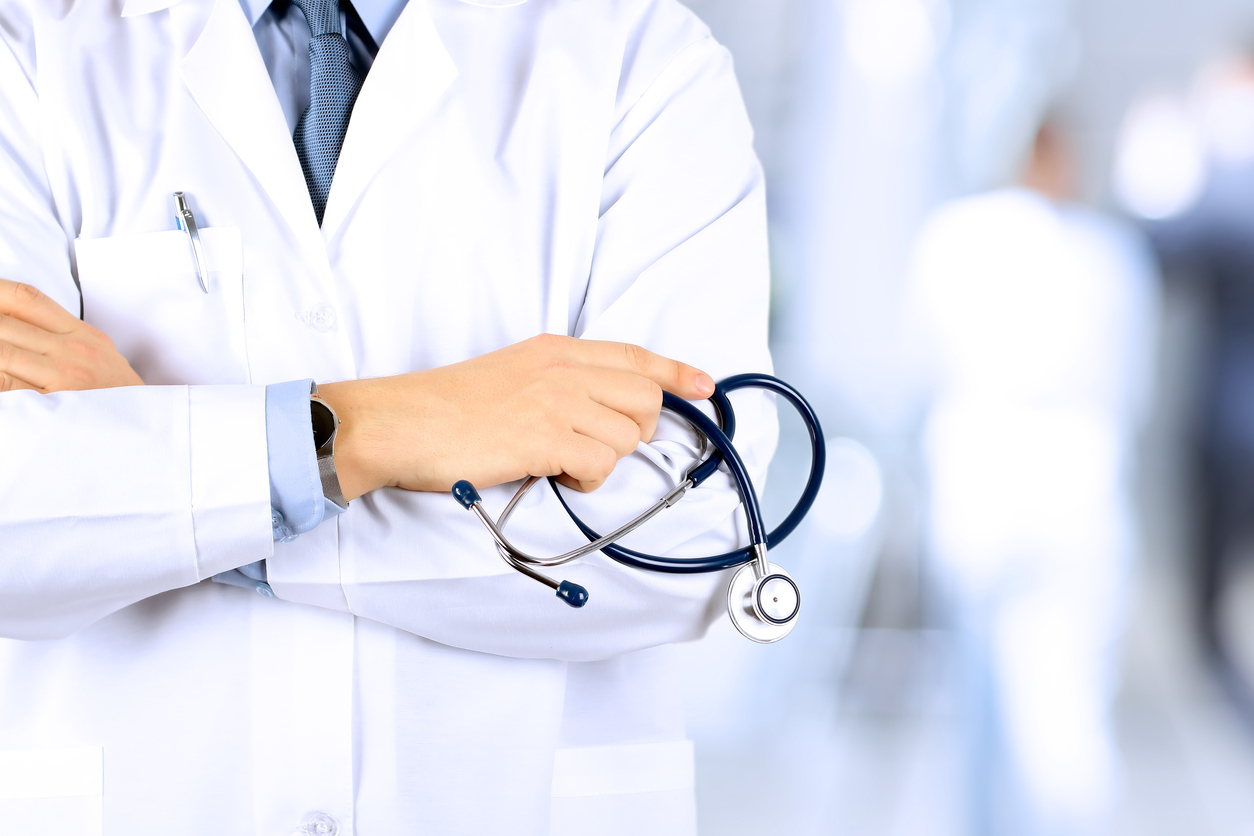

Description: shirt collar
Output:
[237,0,409,45]
[352,0,409,43]
[237,0,270,26]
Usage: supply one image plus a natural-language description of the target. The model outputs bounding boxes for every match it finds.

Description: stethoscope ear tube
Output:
[722,373,826,549]
[663,393,767,544]
[683,385,736,487]
[452,478,591,608]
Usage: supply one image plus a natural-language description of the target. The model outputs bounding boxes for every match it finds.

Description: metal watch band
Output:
[317,444,348,510]
[310,386,349,510]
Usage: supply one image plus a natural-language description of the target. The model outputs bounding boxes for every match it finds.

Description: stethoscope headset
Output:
[452,373,825,643]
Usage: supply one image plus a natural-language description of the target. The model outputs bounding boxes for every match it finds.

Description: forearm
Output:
[326,392,776,662]
[0,384,272,639]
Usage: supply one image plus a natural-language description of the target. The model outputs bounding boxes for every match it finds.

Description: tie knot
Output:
[289,0,342,37]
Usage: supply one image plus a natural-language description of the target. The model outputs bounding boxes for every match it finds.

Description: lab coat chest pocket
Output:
[74,228,248,385]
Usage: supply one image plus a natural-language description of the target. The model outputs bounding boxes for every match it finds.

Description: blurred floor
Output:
[1113,557,1254,836]
[683,554,1254,836]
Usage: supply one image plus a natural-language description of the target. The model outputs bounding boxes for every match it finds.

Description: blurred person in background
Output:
[907,122,1160,836]
[1124,53,1254,729]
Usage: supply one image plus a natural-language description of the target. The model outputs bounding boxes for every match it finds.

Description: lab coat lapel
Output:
[318,0,458,239]
[173,0,325,259]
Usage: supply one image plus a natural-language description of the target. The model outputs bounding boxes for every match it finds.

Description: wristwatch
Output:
[310,386,349,510]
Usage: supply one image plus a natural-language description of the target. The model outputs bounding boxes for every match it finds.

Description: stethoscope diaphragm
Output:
[726,561,800,643]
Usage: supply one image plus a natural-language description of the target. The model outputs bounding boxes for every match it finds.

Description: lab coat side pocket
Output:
[0,747,103,836]
[550,741,697,836]
[74,227,249,385]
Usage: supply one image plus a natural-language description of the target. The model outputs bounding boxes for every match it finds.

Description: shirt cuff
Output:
[212,379,348,596]
[265,378,347,541]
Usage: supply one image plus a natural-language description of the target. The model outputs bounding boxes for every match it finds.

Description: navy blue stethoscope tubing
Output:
[548,373,826,574]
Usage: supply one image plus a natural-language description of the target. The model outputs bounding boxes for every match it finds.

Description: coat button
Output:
[297,812,337,835]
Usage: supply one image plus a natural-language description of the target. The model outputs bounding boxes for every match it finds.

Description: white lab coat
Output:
[0,0,776,833]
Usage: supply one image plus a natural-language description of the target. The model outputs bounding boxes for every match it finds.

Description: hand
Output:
[0,279,143,393]
[318,334,715,500]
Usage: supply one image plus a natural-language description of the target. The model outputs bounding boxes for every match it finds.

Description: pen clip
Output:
[173,191,209,294]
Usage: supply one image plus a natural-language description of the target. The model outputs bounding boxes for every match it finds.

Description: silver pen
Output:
[173,191,209,294]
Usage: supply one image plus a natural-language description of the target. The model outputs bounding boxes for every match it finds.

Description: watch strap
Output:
[317,445,349,510]
[310,385,349,510]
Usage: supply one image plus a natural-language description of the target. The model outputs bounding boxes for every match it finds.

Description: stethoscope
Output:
[451,373,825,643]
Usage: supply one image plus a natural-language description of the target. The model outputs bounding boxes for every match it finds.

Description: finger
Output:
[555,473,605,493]
[567,400,643,461]
[0,312,58,354]
[0,339,58,391]
[552,431,617,492]
[581,368,663,442]
[0,370,40,393]
[571,339,714,401]
[0,279,79,335]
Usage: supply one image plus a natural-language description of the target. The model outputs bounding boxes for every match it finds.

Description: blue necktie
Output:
[290,0,362,225]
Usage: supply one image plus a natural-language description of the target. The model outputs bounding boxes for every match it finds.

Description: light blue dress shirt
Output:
[212,0,409,596]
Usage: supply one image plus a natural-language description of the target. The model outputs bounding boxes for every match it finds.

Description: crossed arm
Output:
[0,277,715,499]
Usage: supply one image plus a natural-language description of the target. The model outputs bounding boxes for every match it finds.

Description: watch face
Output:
[310,399,337,451]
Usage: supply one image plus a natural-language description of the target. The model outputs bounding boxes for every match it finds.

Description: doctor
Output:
[0,0,775,834]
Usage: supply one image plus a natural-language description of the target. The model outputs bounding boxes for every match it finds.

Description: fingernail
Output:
[695,373,714,396]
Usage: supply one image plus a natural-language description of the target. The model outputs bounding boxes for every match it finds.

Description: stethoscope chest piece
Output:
[726,561,800,644]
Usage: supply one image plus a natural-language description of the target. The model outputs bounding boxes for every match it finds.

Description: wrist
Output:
[310,389,349,510]
[316,379,385,502]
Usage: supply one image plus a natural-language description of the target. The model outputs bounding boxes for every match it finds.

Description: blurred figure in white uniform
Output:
[907,124,1160,836]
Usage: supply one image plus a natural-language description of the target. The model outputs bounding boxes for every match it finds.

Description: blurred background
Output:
[671,0,1254,833]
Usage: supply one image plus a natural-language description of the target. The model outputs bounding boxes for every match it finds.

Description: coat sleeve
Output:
[0,10,274,640]
[331,17,780,661]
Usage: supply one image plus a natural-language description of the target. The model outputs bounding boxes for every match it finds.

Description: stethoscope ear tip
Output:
[556,580,589,608]
[452,480,482,509]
